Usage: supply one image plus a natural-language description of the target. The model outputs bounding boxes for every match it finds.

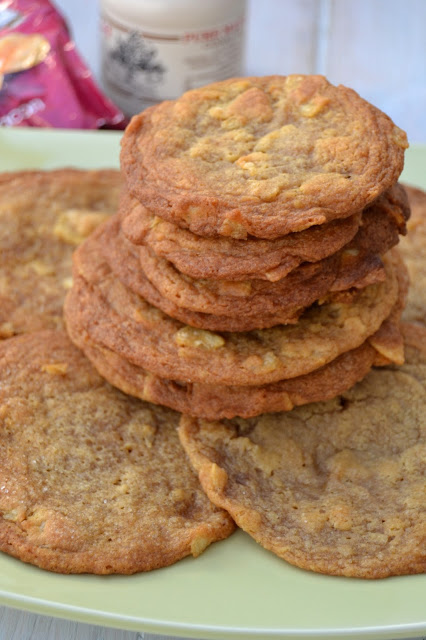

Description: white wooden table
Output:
[1,1,425,638]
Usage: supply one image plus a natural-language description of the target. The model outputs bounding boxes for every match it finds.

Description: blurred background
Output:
[55,0,426,144]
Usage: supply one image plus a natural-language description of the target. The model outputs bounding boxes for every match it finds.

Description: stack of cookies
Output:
[65,75,410,420]
[0,76,425,580]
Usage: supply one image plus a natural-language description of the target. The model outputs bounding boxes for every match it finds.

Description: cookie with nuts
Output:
[120,188,362,282]
[121,75,407,239]
[133,188,406,327]
[399,184,426,328]
[178,323,426,578]
[0,169,122,339]
[65,219,403,388]
[120,183,408,283]
[99,194,406,331]
[64,250,409,420]
[0,330,234,574]
[66,308,402,420]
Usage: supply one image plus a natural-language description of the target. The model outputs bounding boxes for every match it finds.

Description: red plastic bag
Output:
[0,0,125,128]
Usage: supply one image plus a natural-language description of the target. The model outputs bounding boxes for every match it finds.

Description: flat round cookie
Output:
[66,264,408,419]
[105,214,344,330]
[66,270,407,419]
[68,317,376,419]
[103,216,308,331]
[107,188,408,331]
[106,211,397,331]
[0,330,234,574]
[66,226,401,386]
[0,169,122,339]
[134,192,404,320]
[400,184,426,327]
[121,75,407,239]
[120,190,362,282]
[121,183,408,282]
[178,323,426,578]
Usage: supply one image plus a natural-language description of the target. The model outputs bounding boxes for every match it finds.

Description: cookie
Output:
[103,216,307,331]
[65,259,408,419]
[178,323,426,578]
[0,169,122,339]
[121,75,407,239]
[67,313,400,420]
[134,190,405,320]
[400,184,426,327]
[120,190,362,282]
[107,185,408,331]
[0,330,234,574]
[121,183,408,282]
[65,234,401,387]
[104,214,364,331]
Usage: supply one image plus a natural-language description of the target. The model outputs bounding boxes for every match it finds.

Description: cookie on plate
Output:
[0,330,234,574]
[133,192,405,321]
[120,183,408,282]
[0,169,122,338]
[68,330,393,420]
[400,185,426,327]
[178,323,426,578]
[66,258,407,419]
[120,189,362,281]
[121,75,407,239]
[103,215,388,331]
[65,230,401,386]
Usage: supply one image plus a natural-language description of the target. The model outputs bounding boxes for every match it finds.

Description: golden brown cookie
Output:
[0,330,234,574]
[121,183,408,282]
[116,212,400,331]
[102,215,324,330]
[121,75,408,239]
[134,190,405,321]
[66,258,408,419]
[120,190,362,281]
[103,214,377,331]
[66,226,401,387]
[178,323,426,578]
[400,184,426,327]
[108,184,408,331]
[68,313,378,420]
[0,169,122,339]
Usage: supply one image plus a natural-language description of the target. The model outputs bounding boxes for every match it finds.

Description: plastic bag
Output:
[0,0,125,128]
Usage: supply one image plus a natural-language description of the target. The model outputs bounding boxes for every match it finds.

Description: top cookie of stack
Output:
[121,74,407,239]
[65,74,410,420]
[116,74,409,332]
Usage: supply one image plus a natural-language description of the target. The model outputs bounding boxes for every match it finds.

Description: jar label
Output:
[100,14,245,115]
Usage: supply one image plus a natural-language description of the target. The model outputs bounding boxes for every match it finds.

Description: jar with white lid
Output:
[99,0,247,116]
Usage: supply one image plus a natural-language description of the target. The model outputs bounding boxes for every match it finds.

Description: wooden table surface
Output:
[1,1,425,638]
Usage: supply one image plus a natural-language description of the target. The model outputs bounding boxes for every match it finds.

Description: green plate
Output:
[0,128,425,640]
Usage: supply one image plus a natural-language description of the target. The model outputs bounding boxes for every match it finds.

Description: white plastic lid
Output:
[100,0,247,33]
